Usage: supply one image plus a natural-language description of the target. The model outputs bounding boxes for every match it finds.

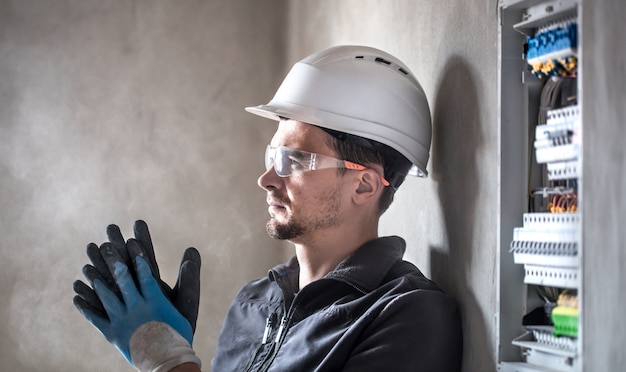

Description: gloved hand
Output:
[73,220,201,332]
[75,239,202,371]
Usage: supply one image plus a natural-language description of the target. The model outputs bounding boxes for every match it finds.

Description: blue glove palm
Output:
[77,240,194,364]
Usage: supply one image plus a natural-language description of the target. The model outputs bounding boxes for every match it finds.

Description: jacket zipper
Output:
[262,314,275,344]
[274,315,287,344]
[258,287,313,371]
[248,302,296,372]
[244,313,278,372]
[252,281,332,371]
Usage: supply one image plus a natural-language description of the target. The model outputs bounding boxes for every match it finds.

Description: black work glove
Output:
[73,220,202,332]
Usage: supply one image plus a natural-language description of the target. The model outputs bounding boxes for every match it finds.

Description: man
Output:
[73,45,463,371]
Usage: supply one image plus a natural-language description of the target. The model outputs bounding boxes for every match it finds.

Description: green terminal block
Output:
[551,306,579,338]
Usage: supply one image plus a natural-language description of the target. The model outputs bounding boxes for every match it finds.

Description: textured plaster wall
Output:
[0,0,502,371]
[581,0,626,369]
[287,1,499,371]
[0,1,288,371]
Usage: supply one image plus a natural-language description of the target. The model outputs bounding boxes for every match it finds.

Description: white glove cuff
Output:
[130,321,202,372]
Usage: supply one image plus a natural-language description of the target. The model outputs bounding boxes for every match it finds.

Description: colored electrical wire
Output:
[528,187,577,213]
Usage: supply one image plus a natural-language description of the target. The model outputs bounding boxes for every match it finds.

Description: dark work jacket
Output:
[211,236,463,371]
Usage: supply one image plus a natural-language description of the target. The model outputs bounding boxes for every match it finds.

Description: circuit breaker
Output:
[498,0,581,371]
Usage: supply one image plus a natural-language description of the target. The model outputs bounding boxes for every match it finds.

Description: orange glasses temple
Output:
[343,161,390,187]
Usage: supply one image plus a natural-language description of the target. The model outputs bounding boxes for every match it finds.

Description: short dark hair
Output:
[320,127,412,216]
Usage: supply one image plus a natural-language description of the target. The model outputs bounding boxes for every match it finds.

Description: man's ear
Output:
[352,170,383,206]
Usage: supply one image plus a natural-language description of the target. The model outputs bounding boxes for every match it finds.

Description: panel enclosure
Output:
[498,0,582,371]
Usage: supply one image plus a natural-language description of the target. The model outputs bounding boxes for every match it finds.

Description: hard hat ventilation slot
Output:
[375,57,391,65]
[354,56,409,76]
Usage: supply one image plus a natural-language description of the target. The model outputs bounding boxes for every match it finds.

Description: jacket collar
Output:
[268,236,406,295]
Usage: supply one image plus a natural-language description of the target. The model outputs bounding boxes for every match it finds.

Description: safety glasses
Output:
[265,145,390,187]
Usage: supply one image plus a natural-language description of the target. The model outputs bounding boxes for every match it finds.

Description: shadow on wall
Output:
[429,55,493,371]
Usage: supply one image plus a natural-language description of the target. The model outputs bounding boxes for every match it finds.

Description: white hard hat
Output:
[246,45,432,178]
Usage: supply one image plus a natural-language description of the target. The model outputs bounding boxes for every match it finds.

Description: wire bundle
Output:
[528,187,577,213]
[548,192,577,213]
[538,77,565,124]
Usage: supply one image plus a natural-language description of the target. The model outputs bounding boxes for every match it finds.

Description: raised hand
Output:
[75,240,201,370]
[72,220,201,332]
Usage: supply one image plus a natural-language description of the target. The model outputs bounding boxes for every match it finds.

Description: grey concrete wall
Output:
[0,1,288,371]
[287,1,499,371]
[581,0,626,369]
[0,0,505,371]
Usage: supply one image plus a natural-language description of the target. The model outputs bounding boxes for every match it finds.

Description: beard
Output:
[265,183,343,241]
[266,217,305,240]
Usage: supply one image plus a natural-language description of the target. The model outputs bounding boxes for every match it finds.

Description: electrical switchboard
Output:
[498,0,581,370]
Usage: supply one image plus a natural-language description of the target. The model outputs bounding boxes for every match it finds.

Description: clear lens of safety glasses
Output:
[265,145,311,177]
[264,145,390,186]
